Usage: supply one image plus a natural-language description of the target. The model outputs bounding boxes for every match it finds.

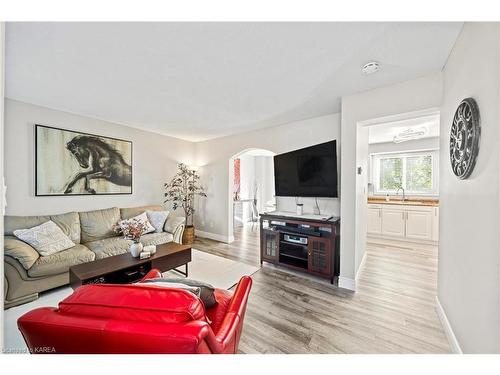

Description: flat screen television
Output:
[274,140,338,198]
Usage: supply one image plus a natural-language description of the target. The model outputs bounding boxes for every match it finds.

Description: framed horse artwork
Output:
[35,124,133,196]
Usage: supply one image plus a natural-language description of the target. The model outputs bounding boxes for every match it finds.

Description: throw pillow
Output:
[13,220,76,257]
[116,212,155,236]
[146,210,170,233]
[143,278,217,308]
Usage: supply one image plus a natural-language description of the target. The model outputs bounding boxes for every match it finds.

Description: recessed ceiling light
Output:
[362,61,380,75]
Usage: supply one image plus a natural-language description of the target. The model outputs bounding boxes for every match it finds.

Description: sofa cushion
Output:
[4,236,40,269]
[50,212,81,244]
[79,207,120,243]
[4,212,81,243]
[28,244,95,277]
[120,205,163,220]
[140,232,173,246]
[58,283,207,324]
[14,220,76,257]
[5,215,49,235]
[85,237,132,260]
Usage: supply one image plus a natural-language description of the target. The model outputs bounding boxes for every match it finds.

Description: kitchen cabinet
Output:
[381,208,406,237]
[367,205,382,234]
[368,203,438,242]
[406,208,433,241]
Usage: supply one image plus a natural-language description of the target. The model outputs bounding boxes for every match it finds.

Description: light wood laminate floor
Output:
[193,224,450,354]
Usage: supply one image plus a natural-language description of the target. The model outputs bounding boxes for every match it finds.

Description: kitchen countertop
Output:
[368,197,439,207]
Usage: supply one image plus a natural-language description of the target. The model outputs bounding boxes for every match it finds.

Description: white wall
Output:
[0,22,5,341]
[340,73,443,289]
[4,99,195,216]
[194,113,341,242]
[438,23,500,353]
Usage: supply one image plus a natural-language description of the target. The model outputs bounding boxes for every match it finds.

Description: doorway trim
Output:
[352,107,441,290]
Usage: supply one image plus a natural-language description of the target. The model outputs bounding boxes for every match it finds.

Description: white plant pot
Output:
[130,241,143,258]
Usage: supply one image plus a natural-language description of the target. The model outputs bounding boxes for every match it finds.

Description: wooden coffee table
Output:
[69,242,192,290]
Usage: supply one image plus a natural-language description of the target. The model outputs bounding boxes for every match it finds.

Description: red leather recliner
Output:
[17,269,252,354]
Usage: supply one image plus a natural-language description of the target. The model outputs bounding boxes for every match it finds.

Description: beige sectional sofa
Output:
[4,205,185,308]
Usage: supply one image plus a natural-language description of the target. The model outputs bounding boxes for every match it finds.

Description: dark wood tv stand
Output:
[259,212,340,284]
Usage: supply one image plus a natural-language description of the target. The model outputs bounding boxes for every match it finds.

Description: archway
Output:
[227,148,275,242]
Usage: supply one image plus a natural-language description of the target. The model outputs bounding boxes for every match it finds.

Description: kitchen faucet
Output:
[396,186,406,201]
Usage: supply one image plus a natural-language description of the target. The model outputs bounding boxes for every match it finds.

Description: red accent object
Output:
[17,270,253,354]
[234,158,241,193]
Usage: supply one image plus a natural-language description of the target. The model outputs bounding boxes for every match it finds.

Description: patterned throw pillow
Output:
[146,210,170,233]
[116,212,156,236]
[13,220,76,257]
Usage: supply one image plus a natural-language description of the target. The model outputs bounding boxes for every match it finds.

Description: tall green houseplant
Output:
[164,163,206,243]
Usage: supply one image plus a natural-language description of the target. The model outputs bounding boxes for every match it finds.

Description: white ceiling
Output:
[5,22,462,142]
[368,114,440,144]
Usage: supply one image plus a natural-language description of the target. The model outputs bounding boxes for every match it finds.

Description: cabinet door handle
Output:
[378,210,381,218]
[402,212,405,220]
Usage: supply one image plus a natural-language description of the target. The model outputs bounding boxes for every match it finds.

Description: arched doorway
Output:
[227,148,275,242]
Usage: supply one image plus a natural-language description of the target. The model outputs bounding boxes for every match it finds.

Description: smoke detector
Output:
[362,61,380,75]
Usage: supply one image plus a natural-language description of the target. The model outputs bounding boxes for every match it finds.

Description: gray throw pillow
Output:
[144,278,217,308]
[146,210,170,233]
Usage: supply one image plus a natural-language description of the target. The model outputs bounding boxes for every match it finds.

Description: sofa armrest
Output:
[211,276,253,353]
[4,236,39,270]
[164,216,186,244]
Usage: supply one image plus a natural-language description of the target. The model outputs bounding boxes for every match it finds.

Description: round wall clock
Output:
[449,98,481,179]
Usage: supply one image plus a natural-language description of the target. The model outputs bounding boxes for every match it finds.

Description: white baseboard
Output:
[435,296,463,354]
[338,276,356,291]
[196,230,234,244]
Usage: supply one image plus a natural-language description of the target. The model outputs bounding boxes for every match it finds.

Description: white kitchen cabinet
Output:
[367,202,439,243]
[367,205,382,234]
[405,208,433,241]
[381,208,406,237]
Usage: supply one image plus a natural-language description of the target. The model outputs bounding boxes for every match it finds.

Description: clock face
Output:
[449,98,480,179]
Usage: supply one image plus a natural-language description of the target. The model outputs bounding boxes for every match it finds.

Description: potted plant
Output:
[164,163,207,244]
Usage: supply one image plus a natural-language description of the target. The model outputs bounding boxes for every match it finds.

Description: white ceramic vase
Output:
[130,241,143,258]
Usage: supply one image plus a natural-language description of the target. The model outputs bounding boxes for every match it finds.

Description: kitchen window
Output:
[371,151,438,196]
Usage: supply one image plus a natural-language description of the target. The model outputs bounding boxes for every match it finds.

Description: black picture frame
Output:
[35,124,133,196]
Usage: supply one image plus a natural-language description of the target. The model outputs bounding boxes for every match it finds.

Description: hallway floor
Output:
[194,223,450,353]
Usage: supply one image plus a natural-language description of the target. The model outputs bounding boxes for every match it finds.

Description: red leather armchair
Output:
[17,269,252,354]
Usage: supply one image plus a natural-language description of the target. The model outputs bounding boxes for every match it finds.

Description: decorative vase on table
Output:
[164,163,207,246]
[113,218,148,258]
[130,241,143,258]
